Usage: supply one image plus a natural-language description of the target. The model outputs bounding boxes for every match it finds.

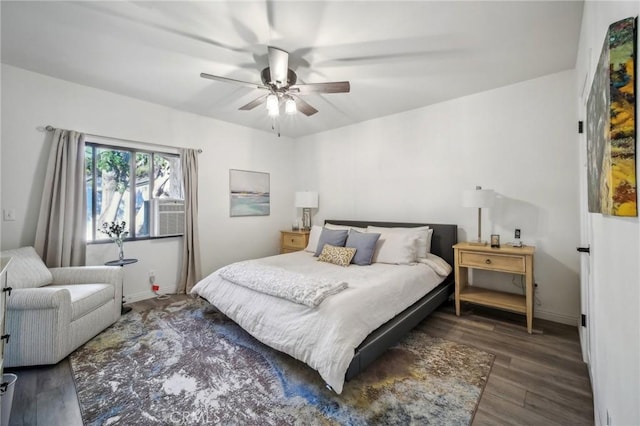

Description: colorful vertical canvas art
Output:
[587,17,637,216]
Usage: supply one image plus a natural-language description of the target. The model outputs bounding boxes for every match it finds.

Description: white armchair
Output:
[1,247,122,367]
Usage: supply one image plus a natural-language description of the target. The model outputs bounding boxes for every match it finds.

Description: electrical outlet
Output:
[148,270,156,284]
[514,228,521,239]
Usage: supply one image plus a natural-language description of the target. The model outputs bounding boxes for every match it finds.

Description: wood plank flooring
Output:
[5,297,593,425]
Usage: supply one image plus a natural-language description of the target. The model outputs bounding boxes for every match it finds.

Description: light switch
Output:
[3,209,16,221]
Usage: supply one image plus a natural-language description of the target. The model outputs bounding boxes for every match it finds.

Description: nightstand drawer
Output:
[458,251,525,273]
[283,233,307,249]
[280,230,310,253]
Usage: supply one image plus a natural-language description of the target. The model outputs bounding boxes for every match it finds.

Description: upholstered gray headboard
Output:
[324,220,458,269]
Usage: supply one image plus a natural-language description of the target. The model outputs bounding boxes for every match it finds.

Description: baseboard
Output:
[125,283,178,304]
[535,308,579,326]
[124,290,178,304]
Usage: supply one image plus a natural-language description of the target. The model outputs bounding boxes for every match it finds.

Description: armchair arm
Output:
[49,266,123,286]
[7,287,72,310]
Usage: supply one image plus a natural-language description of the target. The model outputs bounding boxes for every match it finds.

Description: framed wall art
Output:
[229,169,270,217]
[586,17,637,217]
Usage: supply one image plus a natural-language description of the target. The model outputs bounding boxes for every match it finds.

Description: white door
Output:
[578,85,593,365]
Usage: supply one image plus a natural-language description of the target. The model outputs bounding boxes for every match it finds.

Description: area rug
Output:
[70,298,494,425]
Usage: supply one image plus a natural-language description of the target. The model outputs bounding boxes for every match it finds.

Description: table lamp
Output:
[462,186,495,245]
[295,191,318,230]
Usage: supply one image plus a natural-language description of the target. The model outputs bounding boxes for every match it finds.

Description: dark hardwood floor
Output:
[6,296,593,425]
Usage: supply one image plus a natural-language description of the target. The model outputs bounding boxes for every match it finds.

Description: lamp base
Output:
[302,208,311,230]
[467,240,488,246]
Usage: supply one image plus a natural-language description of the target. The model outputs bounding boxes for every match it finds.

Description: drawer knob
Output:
[485,259,492,264]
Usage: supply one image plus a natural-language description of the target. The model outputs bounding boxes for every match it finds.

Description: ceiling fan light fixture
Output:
[266,94,278,111]
[285,98,297,115]
[266,94,280,116]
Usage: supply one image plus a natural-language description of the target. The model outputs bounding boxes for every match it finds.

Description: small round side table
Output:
[105,258,138,314]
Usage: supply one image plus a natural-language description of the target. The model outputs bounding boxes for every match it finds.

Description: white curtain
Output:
[178,148,202,293]
[35,129,87,267]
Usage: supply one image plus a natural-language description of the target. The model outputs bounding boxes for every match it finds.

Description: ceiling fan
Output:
[200,46,350,117]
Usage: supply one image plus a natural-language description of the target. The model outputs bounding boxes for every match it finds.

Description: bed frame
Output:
[323,220,458,382]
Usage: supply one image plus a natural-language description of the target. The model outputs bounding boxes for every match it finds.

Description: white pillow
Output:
[305,225,323,253]
[368,225,431,258]
[371,231,419,265]
[1,246,53,289]
[417,253,452,277]
[324,223,367,233]
[424,228,434,255]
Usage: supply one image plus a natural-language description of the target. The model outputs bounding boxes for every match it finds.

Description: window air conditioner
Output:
[151,199,185,237]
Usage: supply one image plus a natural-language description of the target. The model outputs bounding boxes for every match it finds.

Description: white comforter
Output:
[218,261,347,307]
[190,250,444,394]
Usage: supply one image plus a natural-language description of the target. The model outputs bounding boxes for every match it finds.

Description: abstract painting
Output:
[587,17,637,216]
[229,169,270,217]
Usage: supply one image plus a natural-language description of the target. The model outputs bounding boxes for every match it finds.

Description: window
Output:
[85,142,183,242]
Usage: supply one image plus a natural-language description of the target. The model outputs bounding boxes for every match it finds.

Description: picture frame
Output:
[490,234,500,248]
[229,169,270,217]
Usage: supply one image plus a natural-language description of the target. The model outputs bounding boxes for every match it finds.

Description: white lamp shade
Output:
[295,191,319,208]
[462,188,495,208]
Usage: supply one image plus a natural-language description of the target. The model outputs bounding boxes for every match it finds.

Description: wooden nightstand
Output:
[453,242,536,333]
[280,230,310,254]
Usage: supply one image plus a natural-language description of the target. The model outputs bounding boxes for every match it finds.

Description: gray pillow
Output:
[346,230,381,265]
[314,228,349,257]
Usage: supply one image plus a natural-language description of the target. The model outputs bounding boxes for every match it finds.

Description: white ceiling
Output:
[1,1,583,138]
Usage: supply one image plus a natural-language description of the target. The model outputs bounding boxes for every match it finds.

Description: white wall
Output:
[575,2,639,425]
[294,70,580,325]
[0,64,296,302]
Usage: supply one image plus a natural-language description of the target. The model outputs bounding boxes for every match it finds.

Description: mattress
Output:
[190,250,445,394]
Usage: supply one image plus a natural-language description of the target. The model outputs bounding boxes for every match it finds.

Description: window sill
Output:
[87,235,183,245]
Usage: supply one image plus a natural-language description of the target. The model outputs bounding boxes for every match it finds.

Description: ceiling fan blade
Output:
[290,81,350,94]
[293,97,318,116]
[200,73,269,90]
[267,46,289,86]
[239,94,269,111]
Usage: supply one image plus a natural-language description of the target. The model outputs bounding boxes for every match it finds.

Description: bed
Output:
[191,220,457,394]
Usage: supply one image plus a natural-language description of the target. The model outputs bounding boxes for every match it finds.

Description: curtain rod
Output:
[44,125,203,154]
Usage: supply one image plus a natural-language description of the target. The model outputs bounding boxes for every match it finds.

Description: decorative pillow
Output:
[1,246,53,289]
[345,230,381,265]
[318,244,357,267]
[314,228,349,257]
[417,253,452,277]
[324,223,367,233]
[371,231,419,265]
[305,225,323,253]
[368,225,431,258]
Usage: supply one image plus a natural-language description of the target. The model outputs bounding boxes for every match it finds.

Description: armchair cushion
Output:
[2,246,52,289]
[48,284,114,321]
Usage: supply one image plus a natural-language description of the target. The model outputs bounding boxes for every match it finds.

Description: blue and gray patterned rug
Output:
[70,297,493,425]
